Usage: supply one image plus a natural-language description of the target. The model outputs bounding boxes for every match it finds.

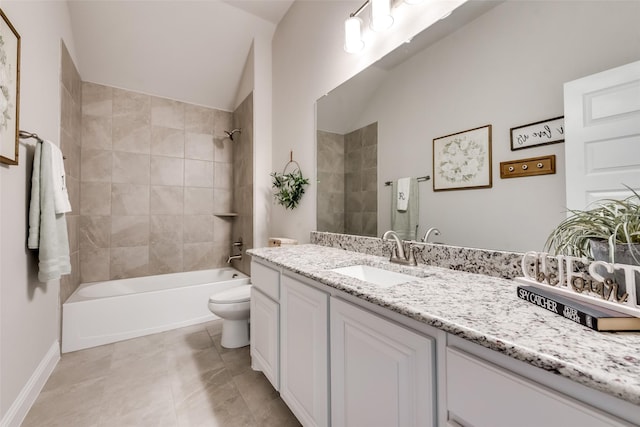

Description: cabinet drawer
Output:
[251,260,280,301]
[446,347,630,427]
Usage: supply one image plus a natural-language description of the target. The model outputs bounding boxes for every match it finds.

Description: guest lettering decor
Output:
[510,116,564,151]
[517,251,640,317]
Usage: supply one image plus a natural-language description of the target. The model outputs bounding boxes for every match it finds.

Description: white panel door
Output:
[564,60,640,210]
[330,298,435,427]
[280,275,329,427]
[250,287,279,390]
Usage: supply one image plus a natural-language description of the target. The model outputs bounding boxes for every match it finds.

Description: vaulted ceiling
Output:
[67,0,295,111]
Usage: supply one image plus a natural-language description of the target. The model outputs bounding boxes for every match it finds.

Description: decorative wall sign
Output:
[0,9,20,166]
[510,116,564,151]
[433,124,492,191]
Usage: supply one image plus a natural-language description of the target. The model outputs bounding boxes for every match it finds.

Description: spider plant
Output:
[545,188,640,264]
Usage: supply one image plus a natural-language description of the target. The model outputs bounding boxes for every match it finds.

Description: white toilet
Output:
[208,284,252,348]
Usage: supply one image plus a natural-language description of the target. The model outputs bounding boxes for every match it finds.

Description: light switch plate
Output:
[500,155,556,179]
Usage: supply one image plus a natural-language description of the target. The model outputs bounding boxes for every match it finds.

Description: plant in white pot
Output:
[545,190,640,263]
[545,189,640,303]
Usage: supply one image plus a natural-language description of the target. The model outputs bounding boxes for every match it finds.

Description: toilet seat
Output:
[209,285,252,304]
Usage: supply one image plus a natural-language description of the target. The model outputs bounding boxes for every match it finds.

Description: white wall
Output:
[253,34,274,248]
[0,1,77,424]
[272,0,465,243]
[272,0,640,249]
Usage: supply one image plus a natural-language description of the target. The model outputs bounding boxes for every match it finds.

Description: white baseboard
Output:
[1,341,60,427]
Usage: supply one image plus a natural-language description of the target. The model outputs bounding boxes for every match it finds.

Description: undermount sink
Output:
[329,265,417,288]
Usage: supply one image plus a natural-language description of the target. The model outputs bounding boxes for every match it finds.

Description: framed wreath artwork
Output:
[0,8,20,166]
[433,124,492,191]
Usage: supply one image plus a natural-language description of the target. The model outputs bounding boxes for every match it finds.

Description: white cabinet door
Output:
[330,298,435,427]
[280,275,329,427]
[250,287,279,390]
[446,347,631,427]
[564,60,640,210]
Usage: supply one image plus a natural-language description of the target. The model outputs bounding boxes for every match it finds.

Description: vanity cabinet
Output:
[446,347,631,427]
[330,298,435,427]
[280,274,329,427]
[250,261,280,390]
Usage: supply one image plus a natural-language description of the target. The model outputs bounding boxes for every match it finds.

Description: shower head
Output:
[224,128,242,141]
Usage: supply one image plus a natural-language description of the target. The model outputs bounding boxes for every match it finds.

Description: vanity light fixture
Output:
[344,0,416,54]
[344,15,365,53]
[370,0,394,31]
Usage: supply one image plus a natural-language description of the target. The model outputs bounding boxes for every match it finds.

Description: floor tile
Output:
[23,320,300,427]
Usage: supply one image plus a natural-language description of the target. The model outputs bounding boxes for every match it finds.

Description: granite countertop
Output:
[248,244,640,407]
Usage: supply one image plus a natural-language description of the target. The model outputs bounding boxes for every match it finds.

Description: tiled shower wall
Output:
[316,122,377,237]
[231,93,253,276]
[317,130,345,233]
[79,82,235,281]
[59,42,82,302]
[345,122,377,237]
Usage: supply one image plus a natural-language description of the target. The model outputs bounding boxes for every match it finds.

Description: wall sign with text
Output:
[510,116,564,151]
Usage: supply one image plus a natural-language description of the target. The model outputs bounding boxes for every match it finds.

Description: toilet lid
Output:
[209,285,252,304]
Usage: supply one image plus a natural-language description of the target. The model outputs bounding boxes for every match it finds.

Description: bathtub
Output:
[61,268,250,353]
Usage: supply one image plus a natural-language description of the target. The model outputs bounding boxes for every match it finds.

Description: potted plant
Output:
[545,189,640,265]
[270,168,310,210]
[545,189,640,303]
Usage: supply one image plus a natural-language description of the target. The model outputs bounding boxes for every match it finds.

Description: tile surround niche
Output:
[80,82,235,281]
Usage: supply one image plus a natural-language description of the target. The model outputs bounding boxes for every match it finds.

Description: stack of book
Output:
[517,285,640,331]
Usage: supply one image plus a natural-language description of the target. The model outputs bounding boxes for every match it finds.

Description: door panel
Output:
[564,60,640,210]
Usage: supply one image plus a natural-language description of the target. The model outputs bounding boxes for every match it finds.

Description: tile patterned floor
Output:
[22,321,301,427]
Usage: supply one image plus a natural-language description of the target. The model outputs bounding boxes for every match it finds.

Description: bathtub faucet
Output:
[227,254,242,264]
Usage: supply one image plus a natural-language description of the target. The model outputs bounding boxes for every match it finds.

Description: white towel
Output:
[47,140,72,214]
[28,141,72,282]
[391,178,419,241]
[396,177,411,212]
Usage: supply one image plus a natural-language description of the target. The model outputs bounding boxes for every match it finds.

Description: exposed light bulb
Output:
[370,0,393,32]
[344,16,365,53]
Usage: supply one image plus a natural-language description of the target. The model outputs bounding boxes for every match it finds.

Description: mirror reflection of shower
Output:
[224,128,242,141]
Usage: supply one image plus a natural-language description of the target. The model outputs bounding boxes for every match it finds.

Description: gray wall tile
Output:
[111,216,150,247]
[184,159,214,188]
[112,152,150,184]
[152,127,184,158]
[151,156,184,186]
[111,184,149,215]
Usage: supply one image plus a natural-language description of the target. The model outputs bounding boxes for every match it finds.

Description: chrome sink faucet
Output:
[422,227,441,243]
[382,230,417,266]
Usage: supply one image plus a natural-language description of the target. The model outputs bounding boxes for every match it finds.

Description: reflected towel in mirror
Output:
[391,178,419,240]
[396,177,411,211]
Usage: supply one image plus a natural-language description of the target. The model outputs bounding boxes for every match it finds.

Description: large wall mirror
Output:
[316,0,639,253]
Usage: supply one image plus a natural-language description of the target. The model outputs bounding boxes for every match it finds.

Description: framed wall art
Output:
[0,8,20,166]
[510,116,564,151]
[433,124,492,191]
